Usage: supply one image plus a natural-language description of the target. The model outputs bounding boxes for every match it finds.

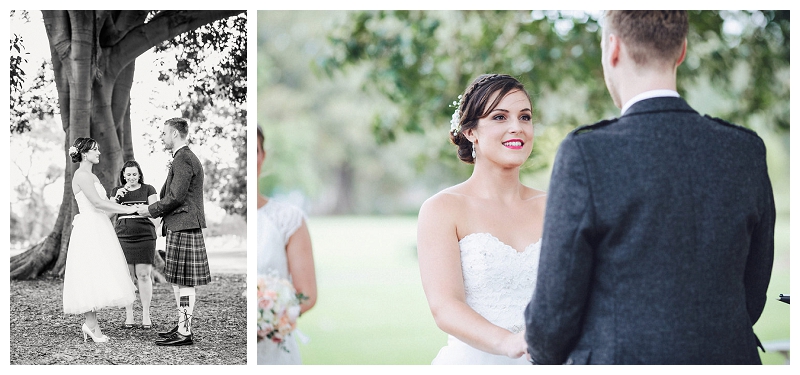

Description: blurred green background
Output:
[257,10,790,364]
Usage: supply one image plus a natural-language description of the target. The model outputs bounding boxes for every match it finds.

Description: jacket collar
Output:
[620,89,679,115]
[172,144,188,157]
[622,96,698,118]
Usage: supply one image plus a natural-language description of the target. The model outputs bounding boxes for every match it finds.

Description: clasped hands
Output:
[131,204,152,217]
[501,330,532,363]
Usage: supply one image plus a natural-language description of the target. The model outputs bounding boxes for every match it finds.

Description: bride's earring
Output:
[471,143,476,159]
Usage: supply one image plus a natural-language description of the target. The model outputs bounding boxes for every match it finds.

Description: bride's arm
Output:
[286,220,317,314]
[417,194,527,358]
[73,173,137,214]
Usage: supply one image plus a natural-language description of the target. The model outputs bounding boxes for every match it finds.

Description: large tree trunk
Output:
[11,10,243,280]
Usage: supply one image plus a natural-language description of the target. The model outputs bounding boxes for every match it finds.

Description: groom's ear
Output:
[607,33,621,67]
[674,38,688,68]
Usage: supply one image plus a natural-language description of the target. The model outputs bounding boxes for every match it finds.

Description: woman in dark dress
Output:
[110,160,159,329]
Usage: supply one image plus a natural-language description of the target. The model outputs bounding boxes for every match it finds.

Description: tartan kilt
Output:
[164,229,211,286]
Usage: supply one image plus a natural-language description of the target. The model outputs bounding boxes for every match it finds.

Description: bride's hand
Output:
[499,330,528,359]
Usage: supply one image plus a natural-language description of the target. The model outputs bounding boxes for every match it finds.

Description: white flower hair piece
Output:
[68,146,78,156]
[449,94,463,136]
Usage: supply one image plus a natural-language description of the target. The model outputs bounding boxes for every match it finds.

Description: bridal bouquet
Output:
[256,273,307,351]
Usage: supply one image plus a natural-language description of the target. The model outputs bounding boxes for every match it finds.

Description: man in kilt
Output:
[138,117,211,346]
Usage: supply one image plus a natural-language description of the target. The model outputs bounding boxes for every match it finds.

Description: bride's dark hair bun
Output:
[69,137,97,163]
[449,74,530,164]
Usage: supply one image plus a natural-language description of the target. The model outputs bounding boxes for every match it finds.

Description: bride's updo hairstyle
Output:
[69,137,98,163]
[449,74,530,164]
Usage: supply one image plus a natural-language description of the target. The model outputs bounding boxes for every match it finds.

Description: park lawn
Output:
[752,211,791,365]
[9,274,247,365]
[297,216,444,364]
[297,214,789,365]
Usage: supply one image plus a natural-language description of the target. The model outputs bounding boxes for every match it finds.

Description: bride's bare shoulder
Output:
[72,169,92,183]
[424,184,470,205]
[419,185,469,218]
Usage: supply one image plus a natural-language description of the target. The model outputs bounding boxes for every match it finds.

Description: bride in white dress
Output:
[256,126,317,364]
[417,74,546,364]
[63,137,138,342]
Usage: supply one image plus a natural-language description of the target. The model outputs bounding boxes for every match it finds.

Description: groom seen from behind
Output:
[524,11,774,364]
[137,117,211,346]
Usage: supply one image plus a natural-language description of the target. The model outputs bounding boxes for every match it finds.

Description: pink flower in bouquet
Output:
[258,296,274,311]
[256,273,308,352]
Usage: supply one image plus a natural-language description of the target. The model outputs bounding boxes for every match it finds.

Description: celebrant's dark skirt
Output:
[164,228,211,286]
[114,218,156,265]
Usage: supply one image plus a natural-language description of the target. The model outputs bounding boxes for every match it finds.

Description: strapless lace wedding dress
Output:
[63,182,136,314]
[431,232,541,365]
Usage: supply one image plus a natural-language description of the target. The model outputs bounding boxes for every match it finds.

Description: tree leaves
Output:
[321,10,789,154]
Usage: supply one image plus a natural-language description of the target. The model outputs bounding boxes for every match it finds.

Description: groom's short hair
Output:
[164,118,189,139]
[604,10,688,68]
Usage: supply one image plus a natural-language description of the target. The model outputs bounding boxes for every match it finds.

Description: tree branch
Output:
[97,10,150,47]
[108,10,244,78]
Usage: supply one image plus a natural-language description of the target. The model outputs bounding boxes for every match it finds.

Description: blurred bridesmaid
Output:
[256,125,317,364]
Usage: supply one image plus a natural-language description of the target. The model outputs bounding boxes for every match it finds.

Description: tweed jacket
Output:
[524,97,775,364]
[147,146,207,235]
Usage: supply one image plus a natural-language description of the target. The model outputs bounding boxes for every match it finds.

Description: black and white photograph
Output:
[9,10,247,365]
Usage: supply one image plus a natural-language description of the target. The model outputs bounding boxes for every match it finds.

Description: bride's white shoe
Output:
[82,323,108,343]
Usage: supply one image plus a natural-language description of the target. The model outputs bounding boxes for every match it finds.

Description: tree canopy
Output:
[9,11,247,216]
[10,10,245,280]
[263,10,789,216]
[322,10,789,140]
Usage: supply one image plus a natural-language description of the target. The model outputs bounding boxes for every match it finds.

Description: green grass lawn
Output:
[752,211,791,365]
[296,216,443,364]
[295,214,790,365]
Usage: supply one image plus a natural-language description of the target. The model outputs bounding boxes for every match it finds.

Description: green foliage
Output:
[682,11,789,132]
[320,10,790,176]
[258,11,453,214]
[259,10,789,215]
[320,11,610,144]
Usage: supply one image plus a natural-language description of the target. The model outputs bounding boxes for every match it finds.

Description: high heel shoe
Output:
[141,314,152,329]
[82,323,108,343]
[94,326,109,341]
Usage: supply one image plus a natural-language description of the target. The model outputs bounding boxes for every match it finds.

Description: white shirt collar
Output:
[620,89,680,116]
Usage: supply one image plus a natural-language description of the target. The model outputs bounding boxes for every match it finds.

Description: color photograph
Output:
[256,10,789,365]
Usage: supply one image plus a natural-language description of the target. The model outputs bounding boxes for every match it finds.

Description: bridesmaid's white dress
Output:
[62,181,136,314]
[431,233,541,365]
[257,200,305,365]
